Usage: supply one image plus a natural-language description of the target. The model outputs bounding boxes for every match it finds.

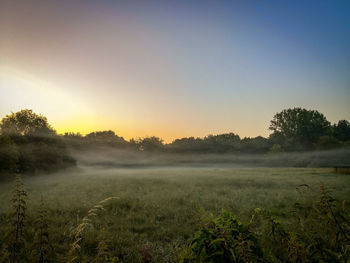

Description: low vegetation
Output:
[178,184,350,262]
[0,168,349,262]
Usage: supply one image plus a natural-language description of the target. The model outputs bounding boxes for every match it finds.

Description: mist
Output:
[71,146,350,171]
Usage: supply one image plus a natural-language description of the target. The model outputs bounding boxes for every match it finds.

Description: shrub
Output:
[268,144,283,154]
[176,211,263,262]
[12,134,76,175]
[315,136,342,150]
[177,184,350,262]
[0,109,76,175]
[0,136,19,180]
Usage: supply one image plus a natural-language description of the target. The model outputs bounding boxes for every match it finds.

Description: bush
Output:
[12,135,76,174]
[177,211,263,262]
[316,136,341,150]
[0,135,19,180]
[0,109,76,175]
[177,184,350,262]
[269,144,283,154]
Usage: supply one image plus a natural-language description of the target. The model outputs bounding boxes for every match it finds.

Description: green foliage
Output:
[15,135,76,174]
[63,131,133,151]
[95,236,109,263]
[0,109,76,175]
[269,108,331,150]
[240,136,270,154]
[0,136,19,179]
[291,183,350,262]
[94,230,119,263]
[333,120,350,142]
[168,137,205,153]
[178,183,350,263]
[134,137,164,152]
[201,133,242,153]
[0,246,10,263]
[31,196,51,263]
[315,136,341,150]
[253,183,350,262]
[177,211,263,262]
[0,110,54,136]
[67,197,118,263]
[5,175,28,263]
[86,131,128,148]
[1,168,350,262]
[268,144,283,154]
[167,134,270,154]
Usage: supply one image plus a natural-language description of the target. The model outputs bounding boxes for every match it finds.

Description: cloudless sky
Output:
[1,0,349,142]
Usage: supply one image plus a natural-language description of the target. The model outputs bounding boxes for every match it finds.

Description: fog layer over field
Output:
[72,147,350,169]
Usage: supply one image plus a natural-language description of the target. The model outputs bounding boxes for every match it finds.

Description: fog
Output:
[71,147,350,171]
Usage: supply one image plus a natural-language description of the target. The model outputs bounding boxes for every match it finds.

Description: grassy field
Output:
[0,167,349,262]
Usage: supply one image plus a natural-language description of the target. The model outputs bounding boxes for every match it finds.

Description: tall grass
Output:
[67,197,118,263]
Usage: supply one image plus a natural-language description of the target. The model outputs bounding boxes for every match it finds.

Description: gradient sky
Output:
[1,0,349,142]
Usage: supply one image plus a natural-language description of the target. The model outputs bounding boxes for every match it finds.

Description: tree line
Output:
[63,107,350,153]
[0,108,349,178]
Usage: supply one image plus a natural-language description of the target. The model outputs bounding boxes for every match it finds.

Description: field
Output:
[0,166,350,262]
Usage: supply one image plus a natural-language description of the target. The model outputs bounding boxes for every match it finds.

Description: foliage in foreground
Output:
[177,183,350,263]
[0,175,349,262]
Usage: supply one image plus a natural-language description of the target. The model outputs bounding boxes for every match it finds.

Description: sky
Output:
[1,0,349,142]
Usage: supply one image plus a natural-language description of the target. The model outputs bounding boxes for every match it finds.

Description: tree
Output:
[168,137,205,153]
[0,110,76,174]
[0,109,54,136]
[136,137,164,152]
[240,136,271,153]
[84,130,128,149]
[269,108,331,149]
[333,120,350,142]
[86,130,125,143]
[203,133,241,153]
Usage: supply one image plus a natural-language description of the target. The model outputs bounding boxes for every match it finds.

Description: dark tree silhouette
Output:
[136,137,164,152]
[0,109,54,136]
[86,130,125,143]
[333,120,350,142]
[269,108,331,149]
[0,109,75,175]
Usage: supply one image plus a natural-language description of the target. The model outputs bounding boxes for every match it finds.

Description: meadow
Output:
[1,166,349,262]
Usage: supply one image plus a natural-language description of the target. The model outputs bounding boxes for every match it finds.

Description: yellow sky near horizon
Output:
[1,68,271,142]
